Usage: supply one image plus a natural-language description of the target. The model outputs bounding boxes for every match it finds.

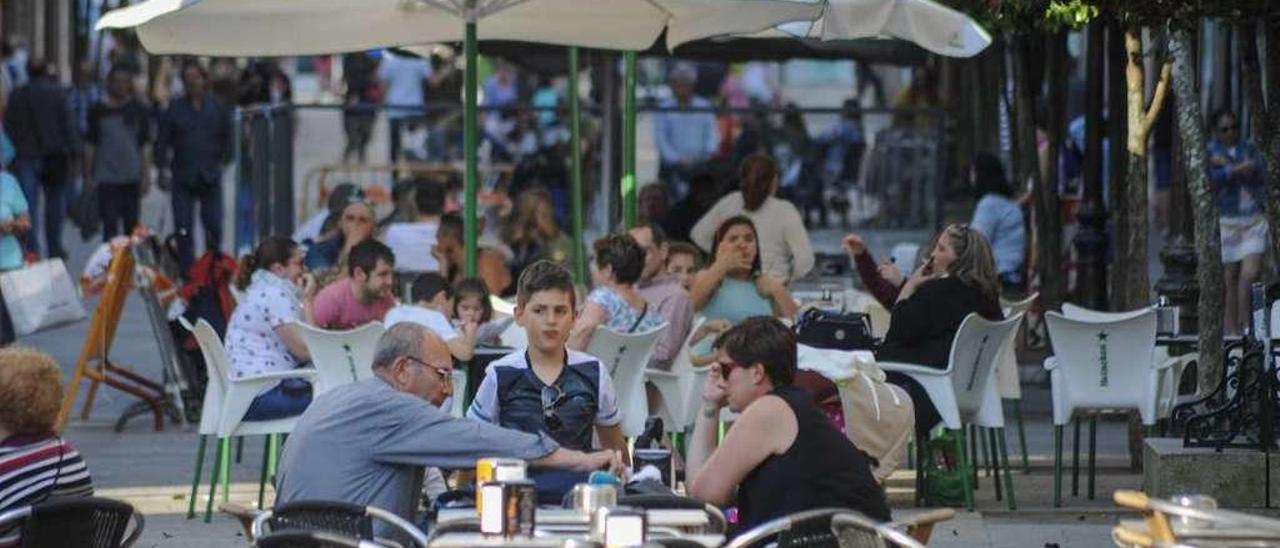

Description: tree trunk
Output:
[1169,24,1226,393]
[1118,28,1173,311]
[1108,24,1131,310]
[1036,31,1067,312]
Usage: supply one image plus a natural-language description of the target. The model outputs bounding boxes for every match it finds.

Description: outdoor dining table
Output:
[436,508,713,530]
[1117,518,1280,546]
[432,507,723,547]
[427,532,726,547]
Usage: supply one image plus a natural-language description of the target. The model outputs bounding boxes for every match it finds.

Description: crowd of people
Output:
[0,139,1024,539]
[0,44,1270,542]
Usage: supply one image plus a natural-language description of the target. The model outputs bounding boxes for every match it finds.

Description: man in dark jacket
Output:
[155,61,232,271]
[3,59,79,259]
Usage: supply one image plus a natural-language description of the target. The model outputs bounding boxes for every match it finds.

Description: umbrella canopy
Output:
[763,0,992,58]
[470,34,929,75]
[96,0,823,55]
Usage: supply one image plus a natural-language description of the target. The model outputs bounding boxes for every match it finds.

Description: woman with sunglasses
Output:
[1207,108,1269,337]
[686,317,888,534]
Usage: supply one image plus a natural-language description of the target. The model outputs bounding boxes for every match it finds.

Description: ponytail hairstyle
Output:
[234,236,298,291]
[738,154,779,212]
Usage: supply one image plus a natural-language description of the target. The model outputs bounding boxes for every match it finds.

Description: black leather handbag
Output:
[794,307,876,351]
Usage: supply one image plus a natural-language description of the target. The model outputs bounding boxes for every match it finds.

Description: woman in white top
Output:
[691,154,814,282]
[225,236,318,420]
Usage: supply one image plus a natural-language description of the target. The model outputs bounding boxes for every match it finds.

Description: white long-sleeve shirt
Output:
[690,192,815,282]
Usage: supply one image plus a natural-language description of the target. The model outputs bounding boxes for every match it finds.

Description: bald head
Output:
[371,323,455,405]
[373,323,450,371]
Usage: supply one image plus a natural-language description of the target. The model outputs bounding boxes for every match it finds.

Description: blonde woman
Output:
[877,224,1004,438]
[0,347,94,541]
[502,188,574,278]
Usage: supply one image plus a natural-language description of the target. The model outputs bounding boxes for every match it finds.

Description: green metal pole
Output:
[568,47,585,284]
[622,51,638,228]
[463,21,479,276]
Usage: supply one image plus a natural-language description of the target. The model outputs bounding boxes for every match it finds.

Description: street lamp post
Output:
[1154,96,1200,333]
[1075,19,1110,311]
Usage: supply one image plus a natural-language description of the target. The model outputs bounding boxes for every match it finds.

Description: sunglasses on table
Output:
[541,384,567,430]
[403,356,453,382]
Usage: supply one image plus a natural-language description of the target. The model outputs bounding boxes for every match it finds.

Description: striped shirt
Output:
[0,435,94,546]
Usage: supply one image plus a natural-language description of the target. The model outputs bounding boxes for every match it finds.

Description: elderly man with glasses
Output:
[276,323,621,538]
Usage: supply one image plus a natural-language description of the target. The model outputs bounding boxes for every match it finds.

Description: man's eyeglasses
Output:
[1219,124,1238,132]
[541,384,566,430]
[403,356,452,382]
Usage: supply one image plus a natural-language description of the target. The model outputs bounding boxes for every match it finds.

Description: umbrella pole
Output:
[568,47,585,284]
[463,20,479,276]
[622,51,637,228]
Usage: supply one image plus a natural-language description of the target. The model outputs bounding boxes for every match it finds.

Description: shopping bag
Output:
[1,259,87,336]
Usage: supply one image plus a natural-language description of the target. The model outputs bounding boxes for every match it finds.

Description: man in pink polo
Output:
[312,239,397,329]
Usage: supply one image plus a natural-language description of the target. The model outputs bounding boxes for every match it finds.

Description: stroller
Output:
[135,236,238,425]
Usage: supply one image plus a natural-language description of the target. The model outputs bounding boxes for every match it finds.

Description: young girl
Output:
[665,242,702,291]
[453,276,506,346]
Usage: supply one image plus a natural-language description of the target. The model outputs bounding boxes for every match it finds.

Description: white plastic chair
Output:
[498,318,527,349]
[646,317,706,431]
[181,317,315,522]
[449,369,468,417]
[1044,307,1181,507]
[997,291,1038,473]
[1061,304,1197,422]
[878,312,1023,511]
[489,295,515,317]
[585,323,668,437]
[292,322,385,395]
[890,242,921,279]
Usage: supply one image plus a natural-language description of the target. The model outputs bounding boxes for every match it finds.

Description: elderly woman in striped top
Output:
[0,347,94,545]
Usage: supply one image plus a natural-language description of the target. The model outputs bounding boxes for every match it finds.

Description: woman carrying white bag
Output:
[0,146,32,345]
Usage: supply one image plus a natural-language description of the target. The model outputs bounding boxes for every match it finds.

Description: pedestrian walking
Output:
[3,59,78,259]
[84,64,151,240]
[156,61,232,270]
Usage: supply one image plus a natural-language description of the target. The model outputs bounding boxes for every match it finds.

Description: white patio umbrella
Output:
[98,0,821,277]
[762,0,992,58]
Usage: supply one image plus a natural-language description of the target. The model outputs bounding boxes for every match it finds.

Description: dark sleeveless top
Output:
[735,385,890,532]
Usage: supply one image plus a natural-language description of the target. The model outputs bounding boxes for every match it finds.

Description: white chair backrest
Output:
[586,323,668,436]
[490,295,516,317]
[184,317,228,435]
[294,322,386,395]
[667,318,704,378]
[499,319,527,349]
[1001,292,1038,316]
[1045,309,1158,409]
[1271,300,1280,341]
[1061,303,1152,322]
[658,316,706,429]
[944,313,1022,418]
[890,243,920,279]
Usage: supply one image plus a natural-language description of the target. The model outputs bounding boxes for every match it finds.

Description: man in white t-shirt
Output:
[382,178,443,273]
[377,50,431,120]
[384,272,478,361]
